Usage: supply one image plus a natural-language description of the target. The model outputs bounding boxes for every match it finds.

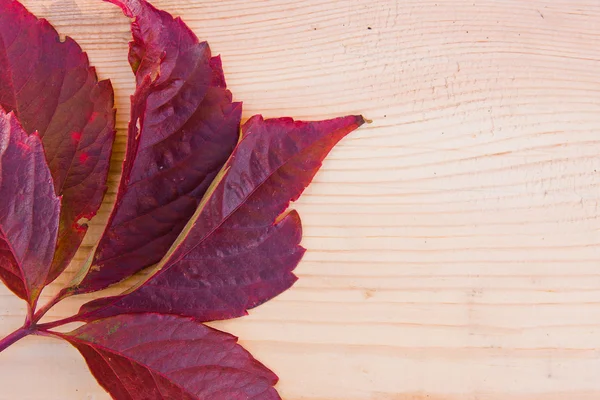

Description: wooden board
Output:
[2,0,600,399]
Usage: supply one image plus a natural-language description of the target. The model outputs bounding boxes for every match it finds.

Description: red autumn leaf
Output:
[68,0,241,294]
[0,0,116,284]
[52,313,280,400]
[0,1,365,398]
[0,109,60,306]
[78,114,364,322]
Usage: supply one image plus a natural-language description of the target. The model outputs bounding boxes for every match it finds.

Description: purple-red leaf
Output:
[54,313,280,400]
[78,114,364,322]
[72,0,241,293]
[0,0,116,284]
[0,109,60,305]
[0,0,366,397]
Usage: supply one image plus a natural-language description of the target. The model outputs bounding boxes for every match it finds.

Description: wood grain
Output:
[2,0,600,399]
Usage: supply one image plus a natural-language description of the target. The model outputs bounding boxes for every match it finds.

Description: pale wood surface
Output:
[2,0,600,399]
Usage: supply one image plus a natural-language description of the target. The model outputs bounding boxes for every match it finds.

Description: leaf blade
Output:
[0,109,60,304]
[73,0,241,293]
[79,114,364,322]
[56,313,280,400]
[0,0,116,283]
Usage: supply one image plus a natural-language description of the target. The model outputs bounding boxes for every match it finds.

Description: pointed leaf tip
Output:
[103,0,143,17]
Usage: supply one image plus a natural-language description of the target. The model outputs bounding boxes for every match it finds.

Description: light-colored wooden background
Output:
[1,0,600,399]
